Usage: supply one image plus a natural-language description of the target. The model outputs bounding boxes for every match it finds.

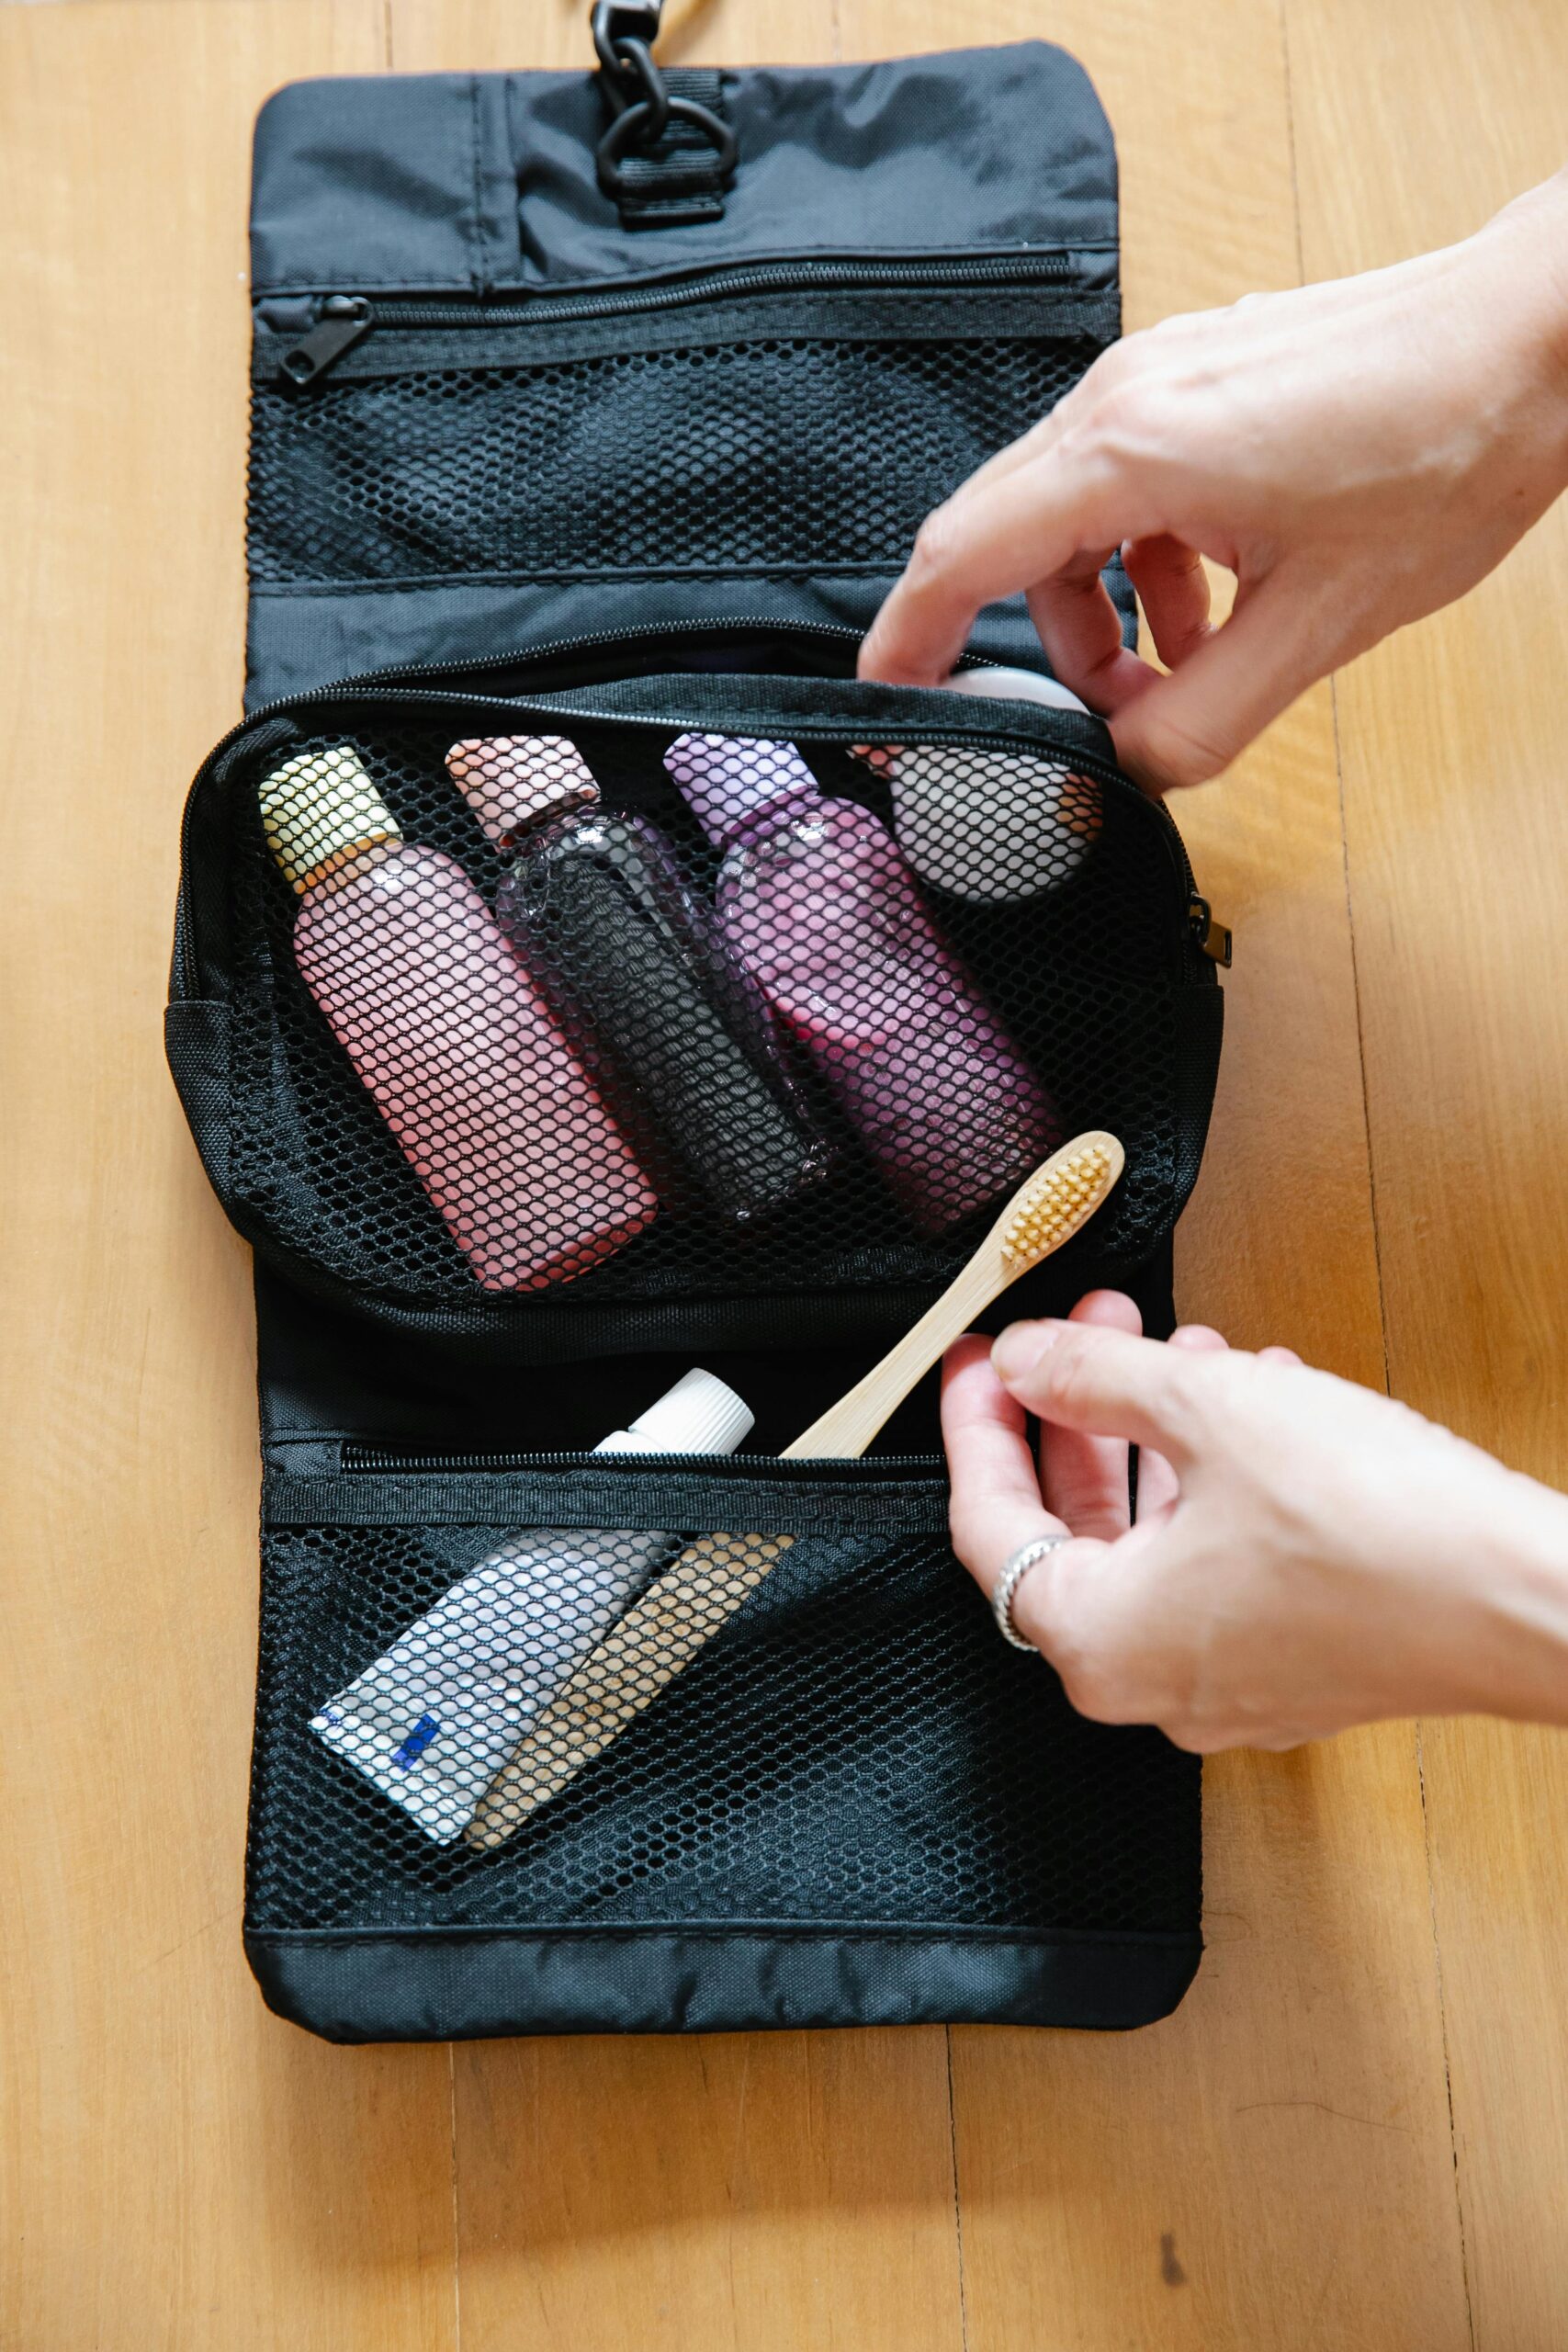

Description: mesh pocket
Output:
[248,334,1098,586]
[248,1498,1201,1937]
[224,712,1191,1308]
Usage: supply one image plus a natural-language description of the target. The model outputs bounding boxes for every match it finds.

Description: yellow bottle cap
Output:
[258,747,403,893]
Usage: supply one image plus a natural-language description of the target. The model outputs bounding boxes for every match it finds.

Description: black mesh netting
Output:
[248,1514,1200,1932]
[224,718,1189,1307]
[247,334,1098,585]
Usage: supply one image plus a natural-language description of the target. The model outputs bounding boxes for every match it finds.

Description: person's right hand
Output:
[942,1295,1568,1750]
[861,170,1568,793]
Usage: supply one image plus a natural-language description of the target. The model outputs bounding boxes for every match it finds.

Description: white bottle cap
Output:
[592,1367,754,1457]
[941,664,1090,713]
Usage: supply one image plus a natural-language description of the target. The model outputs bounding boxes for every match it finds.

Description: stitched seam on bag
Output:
[467,73,485,293]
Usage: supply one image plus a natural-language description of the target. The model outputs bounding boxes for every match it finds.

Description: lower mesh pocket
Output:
[247,1469,1202,1943]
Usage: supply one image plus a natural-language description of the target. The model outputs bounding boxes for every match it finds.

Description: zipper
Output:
[274,253,1086,387]
[277,295,372,386]
[1188,893,1233,967]
[172,617,1225,993]
[340,1441,945,1477]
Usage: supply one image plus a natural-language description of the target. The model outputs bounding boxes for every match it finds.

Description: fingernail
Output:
[992,1319,1065,1385]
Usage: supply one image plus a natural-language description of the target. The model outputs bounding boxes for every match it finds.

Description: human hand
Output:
[862,172,1568,792]
[942,1292,1568,1749]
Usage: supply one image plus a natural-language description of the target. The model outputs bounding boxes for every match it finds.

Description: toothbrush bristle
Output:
[1000,1145,1114,1267]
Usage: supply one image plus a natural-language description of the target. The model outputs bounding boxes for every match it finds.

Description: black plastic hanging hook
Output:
[592,2,666,85]
[590,0,737,204]
[592,2,670,135]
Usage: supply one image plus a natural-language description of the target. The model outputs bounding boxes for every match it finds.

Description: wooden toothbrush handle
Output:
[779,1260,999,1460]
[467,1532,795,1847]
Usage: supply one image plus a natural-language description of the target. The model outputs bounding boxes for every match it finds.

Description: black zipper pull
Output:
[1189,892,1233,967]
[277,295,372,387]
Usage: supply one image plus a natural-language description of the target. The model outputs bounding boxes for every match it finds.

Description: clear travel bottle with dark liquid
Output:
[447,734,831,1225]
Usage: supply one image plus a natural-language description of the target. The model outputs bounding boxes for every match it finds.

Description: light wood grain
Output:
[0,6,463,2351]
[1286,4,1568,2341]
[837,0,1473,2344]
[452,2027,963,2352]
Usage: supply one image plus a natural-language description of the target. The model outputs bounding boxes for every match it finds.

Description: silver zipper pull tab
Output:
[277,295,372,387]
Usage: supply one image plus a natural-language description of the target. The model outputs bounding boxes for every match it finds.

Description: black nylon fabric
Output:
[173,639,1217,2042]
[172,663,1218,1353]
[243,1471,1201,1973]
[249,47,1118,297]
[247,1926,1201,2043]
[246,571,1135,711]
[244,41,1129,705]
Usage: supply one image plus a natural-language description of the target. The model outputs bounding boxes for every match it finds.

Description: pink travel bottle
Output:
[664,734,1060,1234]
[258,746,657,1290]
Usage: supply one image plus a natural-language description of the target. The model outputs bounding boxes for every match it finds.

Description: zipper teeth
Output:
[340,1442,945,1476]
[282,254,1085,338]
[172,617,858,992]
[172,618,1201,992]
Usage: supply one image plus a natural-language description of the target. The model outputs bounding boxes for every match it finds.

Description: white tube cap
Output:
[593,1367,754,1457]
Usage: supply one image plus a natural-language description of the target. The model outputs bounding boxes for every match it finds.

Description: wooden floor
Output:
[5,0,1568,2343]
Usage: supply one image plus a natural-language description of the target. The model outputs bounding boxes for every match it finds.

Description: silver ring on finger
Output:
[992,1534,1071,1651]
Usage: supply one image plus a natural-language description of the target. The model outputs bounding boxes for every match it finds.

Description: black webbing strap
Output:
[589,3,737,230]
[604,66,732,227]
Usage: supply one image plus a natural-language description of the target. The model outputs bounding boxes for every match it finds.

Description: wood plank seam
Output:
[1416,1723,1480,2352]
[1276,6,1472,2336]
[944,2030,972,2352]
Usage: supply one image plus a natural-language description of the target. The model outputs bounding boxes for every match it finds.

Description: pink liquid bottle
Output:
[664,734,1061,1235]
[258,746,657,1291]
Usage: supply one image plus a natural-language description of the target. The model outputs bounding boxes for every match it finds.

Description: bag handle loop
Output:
[590,1,738,210]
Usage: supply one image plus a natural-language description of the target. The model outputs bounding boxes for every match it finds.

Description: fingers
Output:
[1025,556,1156,715]
[941,1336,1066,1592]
[1121,534,1213,670]
[941,1335,1113,1665]
[1109,565,1329,792]
[1022,533,1215,722]
[1136,1322,1231,1517]
[1040,1291,1144,1538]
[991,1317,1207,1464]
[859,452,1132,687]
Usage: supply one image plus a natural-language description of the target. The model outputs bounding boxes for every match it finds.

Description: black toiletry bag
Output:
[165,25,1226,2041]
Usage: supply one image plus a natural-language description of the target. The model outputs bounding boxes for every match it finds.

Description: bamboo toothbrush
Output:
[465,1130,1122,1849]
[780,1128,1124,1458]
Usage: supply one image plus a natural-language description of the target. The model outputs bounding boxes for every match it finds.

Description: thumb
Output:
[1110,565,1332,792]
[991,1319,1207,1467]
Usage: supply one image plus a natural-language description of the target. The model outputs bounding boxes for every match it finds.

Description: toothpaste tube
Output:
[310,1368,752,1841]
